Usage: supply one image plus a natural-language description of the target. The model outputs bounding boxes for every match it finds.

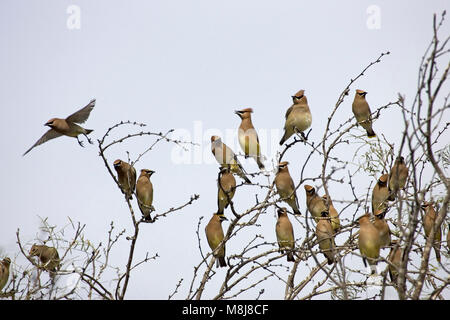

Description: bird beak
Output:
[234,110,243,117]
[219,215,228,222]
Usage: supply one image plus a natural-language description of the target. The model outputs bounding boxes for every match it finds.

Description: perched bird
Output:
[113,159,137,200]
[316,212,336,265]
[322,194,340,233]
[358,214,381,274]
[304,185,327,222]
[279,89,312,145]
[0,257,11,292]
[205,214,227,268]
[373,209,391,248]
[275,208,295,262]
[372,174,390,214]
[23,99,96,156]
[29,244,60,272]
[136,169,155,221]
[388,241,402,284]
[217,166,236,216]
[211,135,251,183]
[274,162,301,215]
[421,202,441,263]
[235,108,265,170]
[352,89,375,138]
[388,156,408,200]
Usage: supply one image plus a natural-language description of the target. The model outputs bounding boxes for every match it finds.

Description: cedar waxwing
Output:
[279,90,312,145]
[352,90,376,138]
[372,174,390,214]
[0,257,11,292]
[322,194,341,233]
[113,159,137,201]
[29,244,61,272]
[23,99,96,156]
[421,202,441,263]
[316,212,336,265]
[373,209,391,248]
[275,208,295,262]
[304,185,327,222]
[358,214,381,274]
[388,241,402,283]
[235,108,265,170]
[205,214,228,268]
[211,135,251,183]
[217,166,236,216]
[136,169,155,221]
[388,156,408,200]
[274,162,301,215]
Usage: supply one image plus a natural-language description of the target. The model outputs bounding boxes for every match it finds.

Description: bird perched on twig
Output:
[372,174,390,214]
[275,208,296,262]
[358,214,381,274]
[217,165,236,217]
[211,135,251,183]
[373,209,391,248]
[235,108,265,170]
[136,169,155,221]
[316,211,336,265]
[279,89,312,145]
[388,156,408,200]
[205,214,228,268]
[351,90,376,138]
[23,99,96,156]
[304,185,327,222]
[29,244,61,272]
[421,201,442,263]
[275,161,301,215]
[322,194,341,234]
[113,159,137,201]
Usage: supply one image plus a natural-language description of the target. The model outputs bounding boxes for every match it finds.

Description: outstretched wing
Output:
[23,129,63,156]
[65,99,96,124]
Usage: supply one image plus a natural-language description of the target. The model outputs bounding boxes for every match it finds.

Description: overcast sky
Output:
[0,0,449,299]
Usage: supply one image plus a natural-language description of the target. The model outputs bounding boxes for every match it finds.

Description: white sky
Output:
[0,0,449,299]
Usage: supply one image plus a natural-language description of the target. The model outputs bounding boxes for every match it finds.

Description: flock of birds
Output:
[0,89,449,294]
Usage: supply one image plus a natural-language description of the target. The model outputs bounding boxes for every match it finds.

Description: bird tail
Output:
[279,132,288,145]
[256,157,265,170]
[434,245,441,264]
[366,128,376,138]
[218,257,227,268]
[287,252,295,262]
[85,129,94,135]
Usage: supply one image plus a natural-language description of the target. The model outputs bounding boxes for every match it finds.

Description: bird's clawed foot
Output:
[77,137,85,147]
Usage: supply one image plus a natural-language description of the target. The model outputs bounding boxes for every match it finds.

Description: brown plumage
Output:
[358,214,381,274]
[217,166,236,216]
[372,174,390,214]
[352,90,376,137]
[29,244,61,272]
[322,195,340,233]
[136,169,155,221]
[0,257,11,292]
[304,185,327,222]
[211,135,251,183]
[23,99,96,155]
[235,108,265,170]
[388,241,402,284]
[316,212,336,265]
[421,202,441,263]
[388,156,408,200]
[275,162,301,215]
[280,90,312,145]
[275,208,295,262]
[113,159,137,200]
[205,214,227,268]
[373,209,391,248]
